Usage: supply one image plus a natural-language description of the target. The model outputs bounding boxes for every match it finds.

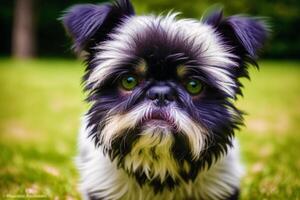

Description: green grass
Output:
[0,59,299,199]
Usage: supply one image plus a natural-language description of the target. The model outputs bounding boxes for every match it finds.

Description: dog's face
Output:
[62,0,268,190]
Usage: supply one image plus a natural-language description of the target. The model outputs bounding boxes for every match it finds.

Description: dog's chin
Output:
[120,123,179,184]
[103,106,223,189]
[103,103,207,167]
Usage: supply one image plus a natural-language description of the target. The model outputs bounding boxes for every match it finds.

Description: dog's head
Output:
[62,0,268,190]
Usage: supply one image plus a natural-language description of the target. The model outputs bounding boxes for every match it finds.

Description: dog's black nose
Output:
[147,84,175,106]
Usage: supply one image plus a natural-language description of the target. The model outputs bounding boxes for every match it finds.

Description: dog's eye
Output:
[185,79,203,95]
[121,75,138,90]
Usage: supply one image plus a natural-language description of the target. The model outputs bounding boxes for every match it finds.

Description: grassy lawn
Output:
[0,59,299,199]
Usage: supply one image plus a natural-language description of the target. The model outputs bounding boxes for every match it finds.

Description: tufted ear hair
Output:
[61,0,135,53]
[204,9,269,60]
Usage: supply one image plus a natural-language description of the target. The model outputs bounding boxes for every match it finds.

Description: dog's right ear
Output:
[61,0,135,53]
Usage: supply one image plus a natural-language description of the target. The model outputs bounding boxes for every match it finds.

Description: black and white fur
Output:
[61,0,268,199]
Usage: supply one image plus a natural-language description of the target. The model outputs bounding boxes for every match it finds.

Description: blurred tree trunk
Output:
[12,0,36,59]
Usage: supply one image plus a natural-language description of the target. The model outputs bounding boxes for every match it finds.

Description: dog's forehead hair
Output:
[132,60,196,81]
[88,14,238,96]
[125,61,186,83]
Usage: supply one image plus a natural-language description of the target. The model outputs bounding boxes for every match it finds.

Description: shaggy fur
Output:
[61,0,268,199]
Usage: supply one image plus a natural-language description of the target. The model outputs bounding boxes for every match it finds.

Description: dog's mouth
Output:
[139,109,177,130]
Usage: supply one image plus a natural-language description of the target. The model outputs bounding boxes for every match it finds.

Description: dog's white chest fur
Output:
[76,117,243,200]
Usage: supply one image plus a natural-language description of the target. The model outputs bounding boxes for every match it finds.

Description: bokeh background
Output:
[0,0,299,199]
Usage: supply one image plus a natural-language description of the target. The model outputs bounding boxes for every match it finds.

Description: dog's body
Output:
[62,0,268,199]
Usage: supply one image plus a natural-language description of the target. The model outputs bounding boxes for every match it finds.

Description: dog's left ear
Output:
[61,0,135,53]
[204,9,269,60]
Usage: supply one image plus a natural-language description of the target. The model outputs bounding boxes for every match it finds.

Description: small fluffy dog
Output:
[62,0,268,199]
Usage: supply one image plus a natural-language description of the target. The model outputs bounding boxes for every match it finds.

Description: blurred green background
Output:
[0,0,300,199]
[1,0,300,58]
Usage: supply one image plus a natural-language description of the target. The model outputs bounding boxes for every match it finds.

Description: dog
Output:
[61,0,268,199]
